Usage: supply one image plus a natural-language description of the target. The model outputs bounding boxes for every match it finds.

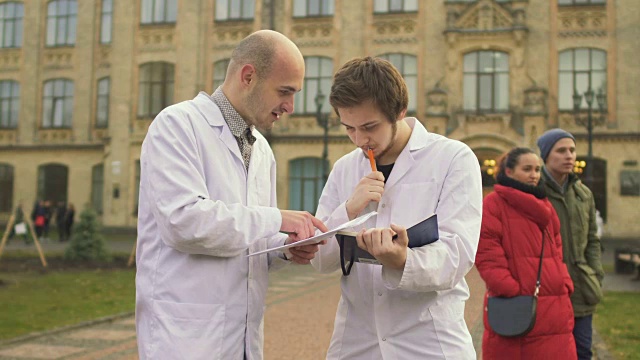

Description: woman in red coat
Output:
[476,147,576,360]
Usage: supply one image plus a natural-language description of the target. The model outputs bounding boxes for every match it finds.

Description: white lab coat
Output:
[135,92,288,360]
[311,118,482,360]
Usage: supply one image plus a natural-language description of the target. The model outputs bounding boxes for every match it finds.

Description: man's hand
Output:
[345,172,385,220]
[356,223,408,270]
[284,236,327,265]
[280,210,328,241]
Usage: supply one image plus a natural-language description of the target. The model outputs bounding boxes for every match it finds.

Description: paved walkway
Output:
[1,236,638,359]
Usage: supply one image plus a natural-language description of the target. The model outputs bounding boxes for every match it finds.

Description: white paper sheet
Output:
[247,211,377,257]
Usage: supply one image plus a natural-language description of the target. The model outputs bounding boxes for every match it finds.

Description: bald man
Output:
[135,30,328,359]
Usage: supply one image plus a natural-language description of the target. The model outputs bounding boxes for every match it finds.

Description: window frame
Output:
[294,56,333,115]
[0,163,13,212]
[46,0,77,47]
[288,157,327,214]
[91,163,104,215]
[140,0,177,25]
[463,50,510,113]
[96,77,110,128]
[42,78,74,129]
[215,0,254,22]
[558,48,607,111]
[212,59,230,90]
[377,53,418,114]
[0,2,24,48]
[293,0,334,18]
[558,0,606,6]
[373,0,418,14]
[100,0,113,44]
[137,62,174,119]
[0,80,20,129]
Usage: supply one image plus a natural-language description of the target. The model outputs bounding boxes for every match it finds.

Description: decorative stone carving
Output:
[0,130,16,143]
[523,86,548,115]
[426,87,448,116]
[0,50,20,72]
[138,27,176,52]
[372,13,417,45]
[453,0,514,31]
[212,23,252,49]
[43,48,74,70]
[38,129,74,143]
[558,8,606,38]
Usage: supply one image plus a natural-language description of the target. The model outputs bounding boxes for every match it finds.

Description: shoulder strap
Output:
[534,230,548,297]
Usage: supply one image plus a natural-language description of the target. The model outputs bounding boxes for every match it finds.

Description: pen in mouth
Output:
[367,148,377,172]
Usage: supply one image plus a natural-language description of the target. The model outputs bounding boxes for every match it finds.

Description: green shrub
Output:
[64,208,111,262]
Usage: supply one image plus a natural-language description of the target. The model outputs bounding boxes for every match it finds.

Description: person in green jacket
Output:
[537,128,604,360]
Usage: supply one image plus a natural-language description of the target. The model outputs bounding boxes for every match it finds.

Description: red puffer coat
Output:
[476,184,576,360]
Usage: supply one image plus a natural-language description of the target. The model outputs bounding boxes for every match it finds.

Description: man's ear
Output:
[240,64,256,87]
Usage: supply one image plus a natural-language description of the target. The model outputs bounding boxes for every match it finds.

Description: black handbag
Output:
[487,231,547,337]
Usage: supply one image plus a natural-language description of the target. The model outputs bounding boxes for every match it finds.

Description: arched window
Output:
[138,62,174,118]
[37,163,68,204]
[0,163,14,212]
[0,80,20,128]
[141,0,177,24]
[0,2,24,48]
[46,0,77,46]
[378,53,418,113]
[42,79,74,128]
[463,50,509,112]
[294,57,333,115]
[212,59,230,90]
[288,157,327,214]
[558,48,607,110]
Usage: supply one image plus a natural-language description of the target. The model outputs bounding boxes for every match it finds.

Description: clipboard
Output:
[336,213,439,276]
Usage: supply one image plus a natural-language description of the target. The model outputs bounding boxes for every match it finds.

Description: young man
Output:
[135,30,328,360]
[311,57,483,359]
[537,128,604,360]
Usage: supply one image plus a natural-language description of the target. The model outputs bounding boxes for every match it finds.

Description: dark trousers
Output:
[574,315,593,360]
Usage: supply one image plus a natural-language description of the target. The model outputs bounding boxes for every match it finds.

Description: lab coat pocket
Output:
[151,299,225,360]
[393,181,438,226]
[426,301,475,359]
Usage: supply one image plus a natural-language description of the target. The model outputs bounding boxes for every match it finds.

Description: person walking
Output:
[311,56,483,359]
[476,147,576,360]
[537,129,604,360]
[135,30,328,360]
[55,201,67,241]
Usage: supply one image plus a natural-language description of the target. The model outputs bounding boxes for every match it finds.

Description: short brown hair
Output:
[329,56,408,123]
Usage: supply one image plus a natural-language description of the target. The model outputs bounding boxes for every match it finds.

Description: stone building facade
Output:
[0,0,638,237]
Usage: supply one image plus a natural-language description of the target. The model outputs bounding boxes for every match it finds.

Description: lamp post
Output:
[572,87,606,187]
[315,90,329,182]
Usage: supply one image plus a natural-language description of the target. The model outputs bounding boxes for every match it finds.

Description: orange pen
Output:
[367,148,377,172]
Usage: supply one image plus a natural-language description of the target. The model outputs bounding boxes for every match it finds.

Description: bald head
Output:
[227,30,302,80]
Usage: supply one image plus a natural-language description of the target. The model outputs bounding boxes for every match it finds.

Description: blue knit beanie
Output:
[536,128,576,162]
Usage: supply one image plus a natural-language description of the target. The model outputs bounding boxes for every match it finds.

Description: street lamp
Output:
[315,89,329,182]
[572,87,606,187]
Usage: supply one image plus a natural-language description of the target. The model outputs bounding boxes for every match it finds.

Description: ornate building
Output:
[0,0,638,237]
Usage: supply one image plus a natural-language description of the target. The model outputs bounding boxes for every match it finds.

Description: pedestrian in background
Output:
[537,129,604,360]
[64,203,75,241]
[55,201,67,241]
[31,200,46,240]
[476,147,576,360]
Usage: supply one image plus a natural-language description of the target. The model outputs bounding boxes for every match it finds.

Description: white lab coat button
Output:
[381,203,386,208]
[378,292,383,296]
[382,338,386,341]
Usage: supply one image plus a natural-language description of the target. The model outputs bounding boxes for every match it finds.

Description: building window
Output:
[0,163,13,212]
[215,0,254,21]
[0,2,23,48]
[558,48,607,110]
[141,0,177,25]
[37,163,68,204]
[294,57,333,115]
[374,0,418,13]
[213,59,229,90]
[91,164,104,215]
[293,0,334,17]
[42,79,74,128]
[463,51,509,112]
[289,158,327,214]
[96,77,110,128]
[0,80,20,129]
[100,0,113,44]
[559,0,605,5]
[378,53,417,113]
[137,62,174,118]
[46,0,77,46]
